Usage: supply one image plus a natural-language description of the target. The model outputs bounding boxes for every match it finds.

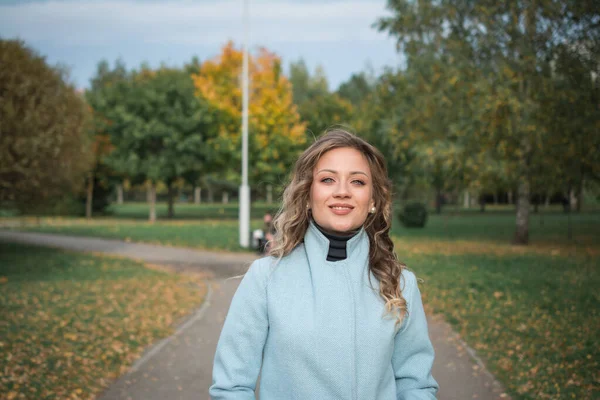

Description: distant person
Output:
[210,129,438,399]
[255,212,275,255]
[262,212,275,254]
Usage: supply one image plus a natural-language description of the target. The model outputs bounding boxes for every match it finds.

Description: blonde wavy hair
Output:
[269,128,408,325]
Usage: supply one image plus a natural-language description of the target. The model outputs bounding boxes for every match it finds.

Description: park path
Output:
[1,230,509,400]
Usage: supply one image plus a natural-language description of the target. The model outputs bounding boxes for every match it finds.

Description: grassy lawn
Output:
[8,218,255,251]
[398,245,599,399]
[0,243,207,400]
[391,208,599,246]
[108,201,278,220]
[0,202,278,255]
[0,203,276,252]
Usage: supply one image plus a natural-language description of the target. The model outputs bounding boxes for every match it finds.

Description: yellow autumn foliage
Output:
[192,42,306,182]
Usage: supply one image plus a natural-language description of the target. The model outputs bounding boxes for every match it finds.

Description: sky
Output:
[0,0,404,91]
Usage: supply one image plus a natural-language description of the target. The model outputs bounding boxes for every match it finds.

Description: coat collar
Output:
[304,220,370,268]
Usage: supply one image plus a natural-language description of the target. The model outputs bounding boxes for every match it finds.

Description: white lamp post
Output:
[239,0,250,247]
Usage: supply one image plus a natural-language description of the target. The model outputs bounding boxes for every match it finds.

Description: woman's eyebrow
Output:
[316,169,369,177]
[316,169,337,174]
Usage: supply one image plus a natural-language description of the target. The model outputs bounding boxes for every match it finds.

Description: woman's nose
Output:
[333,181,351,198]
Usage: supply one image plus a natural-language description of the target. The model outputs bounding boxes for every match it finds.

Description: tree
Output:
[337,71,375,107]
[83,59,129,218]
[0,39,92,213]
[193,42,306,188]
[346,62,470,212]
[82,125,114,218]
[377,0,599,244]
[348,69,416,196]
[95,62,218,221]
[542,40,600,213]
[297,92,354,137]
[289,59,313,105]
[288,59,354,137]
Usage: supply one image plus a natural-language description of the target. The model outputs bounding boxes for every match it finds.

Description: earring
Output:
[369,206,376,214]
[306,203,310,210]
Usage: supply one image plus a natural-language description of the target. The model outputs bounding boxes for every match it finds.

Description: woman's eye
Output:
[352,180,366,186]
[321,177,334,183]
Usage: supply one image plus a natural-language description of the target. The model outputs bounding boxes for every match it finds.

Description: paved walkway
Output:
[1,230,509,400]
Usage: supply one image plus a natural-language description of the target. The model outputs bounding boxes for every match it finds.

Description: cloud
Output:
[0,0,392,47]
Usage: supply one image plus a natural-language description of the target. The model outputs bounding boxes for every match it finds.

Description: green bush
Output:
[398,202,428,228]
[30,195,85,217]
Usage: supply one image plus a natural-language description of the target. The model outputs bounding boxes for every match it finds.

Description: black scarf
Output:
[313,221,359,262]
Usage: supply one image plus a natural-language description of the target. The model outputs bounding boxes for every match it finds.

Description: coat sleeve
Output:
[391,270,439,399]
[209,259,269,400]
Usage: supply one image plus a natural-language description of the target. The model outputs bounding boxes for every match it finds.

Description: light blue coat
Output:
[210,222,438,399]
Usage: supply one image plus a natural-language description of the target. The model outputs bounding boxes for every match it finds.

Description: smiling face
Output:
[309,147,374,235]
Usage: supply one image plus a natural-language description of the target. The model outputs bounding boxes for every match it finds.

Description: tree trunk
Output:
[149,182,156,223]
[463,191,470,209]
[562,189,570,213]
[167,182,175,219]
[507,190,513,205]
[493,191,498,205]
[435,187,442,214]
[86,173,94,219]
[208,188,214,203]
[479,194,486,212]
[514,176,530,245]
[117,184,124,204]
[513,0,537,245]
[544,193,550,208]
[567,204,573,240]
[576,178,583,212]
[267,184,273,204]
[194,187,201,204]
[222,191,229,204]
[562,183,573,239]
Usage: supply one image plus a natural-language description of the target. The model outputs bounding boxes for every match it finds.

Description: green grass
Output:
[108,201,279,220]
[391,208,600,246]
[8,218,265,252]
[0,208,18,217]
[0,243,206,399]
[409,251,599,399]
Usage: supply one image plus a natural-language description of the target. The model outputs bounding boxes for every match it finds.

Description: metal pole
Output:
[239,0,250,248]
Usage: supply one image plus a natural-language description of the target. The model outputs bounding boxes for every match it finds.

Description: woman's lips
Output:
[329,205,354,215]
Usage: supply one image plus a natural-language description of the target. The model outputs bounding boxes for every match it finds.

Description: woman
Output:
[210,129,438,399]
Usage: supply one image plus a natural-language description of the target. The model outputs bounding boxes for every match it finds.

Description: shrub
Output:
[398,202,428,228]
